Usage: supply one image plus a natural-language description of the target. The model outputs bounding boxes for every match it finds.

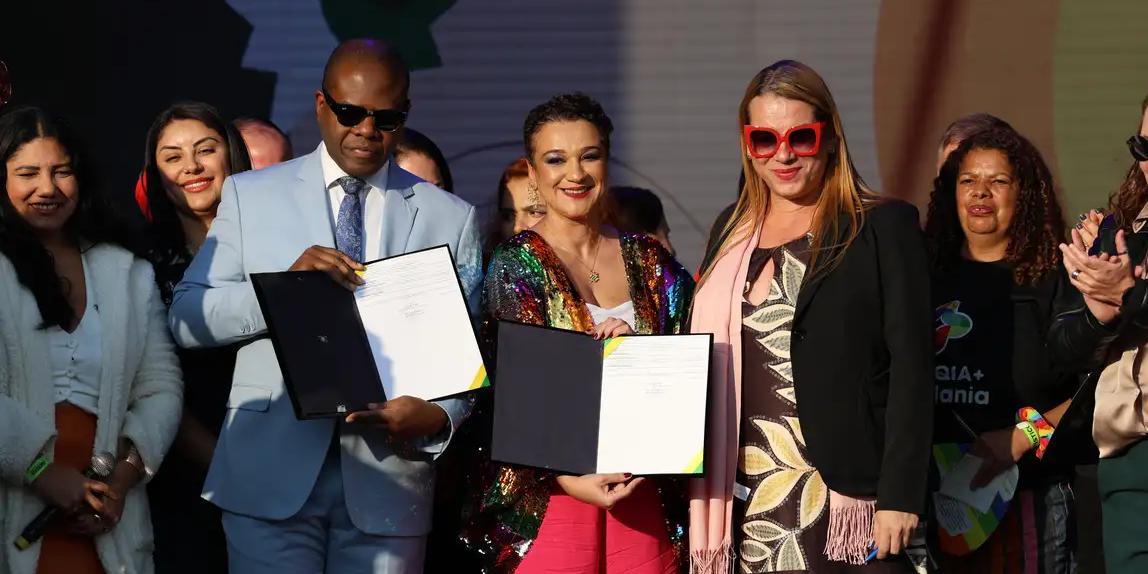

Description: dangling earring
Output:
[527,181,540,204]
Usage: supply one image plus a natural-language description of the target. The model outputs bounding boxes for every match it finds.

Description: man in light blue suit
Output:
[168,39,482,573]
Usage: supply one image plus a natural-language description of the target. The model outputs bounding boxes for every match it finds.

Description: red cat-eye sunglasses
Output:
[743,122,824,159]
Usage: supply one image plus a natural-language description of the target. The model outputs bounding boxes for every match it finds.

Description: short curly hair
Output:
[925,127,1066,286]
[522,92,613,159]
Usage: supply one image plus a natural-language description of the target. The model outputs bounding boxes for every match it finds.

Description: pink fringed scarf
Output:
[688,222,874,572]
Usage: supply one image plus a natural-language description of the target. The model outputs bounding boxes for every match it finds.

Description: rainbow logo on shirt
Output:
[934,300,973,355]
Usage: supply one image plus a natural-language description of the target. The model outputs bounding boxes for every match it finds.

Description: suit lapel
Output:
[381,162,417,259]
[294,152,336,248]
[794,214,851,321]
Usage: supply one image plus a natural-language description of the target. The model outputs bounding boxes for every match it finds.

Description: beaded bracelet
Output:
[24,455,50,485]
[1017,406,1055,459]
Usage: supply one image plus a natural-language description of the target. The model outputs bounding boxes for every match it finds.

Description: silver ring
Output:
[1071,269,1082,279]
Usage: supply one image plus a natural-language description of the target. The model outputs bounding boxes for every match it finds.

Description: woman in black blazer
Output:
[688,60,933,574]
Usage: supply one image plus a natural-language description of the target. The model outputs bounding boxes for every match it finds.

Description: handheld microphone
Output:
[14,452,115,551]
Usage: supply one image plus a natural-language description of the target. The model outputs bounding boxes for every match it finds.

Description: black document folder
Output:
[250,245,488,420]
[251,271,384,419]
[491,321,711,477]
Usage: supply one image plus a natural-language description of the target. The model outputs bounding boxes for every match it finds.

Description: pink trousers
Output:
[516,480,678,574]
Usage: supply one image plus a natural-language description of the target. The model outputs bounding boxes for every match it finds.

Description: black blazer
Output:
[702,199,934,514]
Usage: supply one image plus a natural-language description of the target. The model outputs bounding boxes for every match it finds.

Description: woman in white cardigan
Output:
[0,107,183,574]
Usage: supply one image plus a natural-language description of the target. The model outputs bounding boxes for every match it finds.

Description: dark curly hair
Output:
[522,92,613,159]
[0,106,142,329]
[925,127,1066,286]
[1109,93,1148,229]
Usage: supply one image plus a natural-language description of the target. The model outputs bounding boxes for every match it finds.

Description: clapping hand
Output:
[1073,209,1105,251]
[1060,228,1144,323]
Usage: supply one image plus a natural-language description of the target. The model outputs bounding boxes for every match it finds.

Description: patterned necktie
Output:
[334,176,367,261]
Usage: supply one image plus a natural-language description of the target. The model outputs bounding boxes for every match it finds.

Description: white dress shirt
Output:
[319,143,389,262]
[47,251,102,415]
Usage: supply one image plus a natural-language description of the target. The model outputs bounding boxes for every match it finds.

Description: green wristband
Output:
[24,456,50,485]
[1016,421,1040,449]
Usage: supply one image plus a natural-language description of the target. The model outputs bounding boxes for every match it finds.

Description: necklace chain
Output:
[558,237,603,284]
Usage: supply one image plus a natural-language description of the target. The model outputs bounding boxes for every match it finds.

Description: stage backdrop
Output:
[3,0,1147,269]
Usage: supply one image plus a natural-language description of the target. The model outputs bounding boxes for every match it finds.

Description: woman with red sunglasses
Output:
[689,60,933,573]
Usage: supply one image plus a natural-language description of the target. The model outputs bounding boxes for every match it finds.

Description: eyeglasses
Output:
[321,87,407,132]
[743,122,823,159]
[1129,135,1148,162]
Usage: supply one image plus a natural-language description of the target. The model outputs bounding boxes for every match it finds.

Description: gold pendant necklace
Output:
[559,237,603,283]
[587,238,602,283]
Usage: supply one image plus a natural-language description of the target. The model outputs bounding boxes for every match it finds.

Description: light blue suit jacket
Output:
[168,150,482,536]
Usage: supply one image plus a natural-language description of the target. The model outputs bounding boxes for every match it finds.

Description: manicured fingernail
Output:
[624,473,632,478]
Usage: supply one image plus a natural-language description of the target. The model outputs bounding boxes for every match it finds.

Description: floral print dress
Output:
[735,240,906,574]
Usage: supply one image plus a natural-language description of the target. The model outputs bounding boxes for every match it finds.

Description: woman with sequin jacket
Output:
[463,93,694,573]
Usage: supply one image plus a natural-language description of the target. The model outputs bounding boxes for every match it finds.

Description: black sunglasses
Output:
[321,87,407,132]
[1129,135,1148,163]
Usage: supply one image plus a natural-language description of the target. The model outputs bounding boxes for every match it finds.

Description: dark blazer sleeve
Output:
[1047,266,1120,372]
[870,201,935,514]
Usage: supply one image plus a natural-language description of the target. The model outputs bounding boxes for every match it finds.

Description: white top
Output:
[46,253,102,415]
[319,143,390,261]
[586,300,636,331]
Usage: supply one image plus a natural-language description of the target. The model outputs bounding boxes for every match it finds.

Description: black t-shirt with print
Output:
[932,260,1018,442]
[931,259,1075,485]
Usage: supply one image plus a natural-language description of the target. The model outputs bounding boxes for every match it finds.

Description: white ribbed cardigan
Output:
[0,244,183,574]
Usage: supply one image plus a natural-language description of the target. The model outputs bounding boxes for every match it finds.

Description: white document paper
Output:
[594,335,710,475]
[352,246,486,401]
[933,493,974,536]
[937,453,1019,514]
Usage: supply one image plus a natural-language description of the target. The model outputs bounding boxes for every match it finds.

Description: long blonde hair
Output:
[700,60,879,284]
